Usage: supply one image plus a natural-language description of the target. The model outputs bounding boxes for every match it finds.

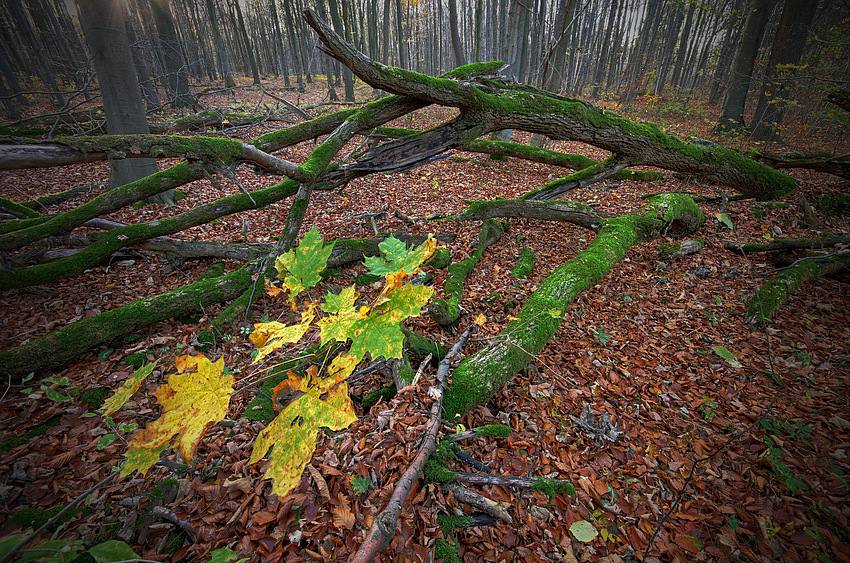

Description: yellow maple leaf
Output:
[101,361,157,416]
[121,354,233,477]
[265,280,285,297]
[249,383,356,498]
[474,313,487,327]
[250,304,316,364]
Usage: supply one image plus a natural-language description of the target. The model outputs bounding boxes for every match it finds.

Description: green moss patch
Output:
[0,415,62,452]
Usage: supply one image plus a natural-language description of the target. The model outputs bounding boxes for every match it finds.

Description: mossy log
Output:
[746,255,850,325]
[0,267,252,379]
[726,235,850,254]
[428,220,508,326]
[445,198,599,229]
[441,194,705,418]
[305,9,796,200]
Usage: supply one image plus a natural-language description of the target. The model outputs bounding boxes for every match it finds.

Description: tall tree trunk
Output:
[709,0,746,104]
[76,0,161,195]
[125,12,160,110]
[751,0,819,140]
[394,0,407,68]
[327,0,355,101]
[231,0,261,84]
[448,0,467,67]
[715,0,777,131]
[151,0,196,105]
[669,2,696,91]
[591,0,618,99]
[205,0,236,89]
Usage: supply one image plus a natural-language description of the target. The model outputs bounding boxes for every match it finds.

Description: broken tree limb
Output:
[450,472,575,492]
[441,194,705,419]
[304,9,796,200]
[444,198,599,230]
[750,150,850,179]
[372,127,664,182]
[442,482,512,523]
[352,326,474,563]
[0,267,252,378]
[746,254,850,325]
[726,235,850,254]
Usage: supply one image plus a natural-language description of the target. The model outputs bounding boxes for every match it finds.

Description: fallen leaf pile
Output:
[0,78,848,562]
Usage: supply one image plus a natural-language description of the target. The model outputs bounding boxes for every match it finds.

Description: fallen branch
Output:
[352,326,475,563]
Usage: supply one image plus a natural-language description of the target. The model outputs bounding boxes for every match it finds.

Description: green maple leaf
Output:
[364,235,435,292]
[274,227,335,302]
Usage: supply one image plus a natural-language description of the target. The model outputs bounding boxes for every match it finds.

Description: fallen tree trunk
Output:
[441,193,705,418]
[751,151,850,179]
[746,255,850,325]
[304,9,796,200]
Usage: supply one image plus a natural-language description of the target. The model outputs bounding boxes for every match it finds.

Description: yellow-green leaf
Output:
[101,361,157,416]
[274,227,334,303]
[249,383,356,498]
[250,304,316,364]
[122,354,233,476]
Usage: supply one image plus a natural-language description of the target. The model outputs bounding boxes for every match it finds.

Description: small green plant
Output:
[699,395,718,421]
[593,328,611,346]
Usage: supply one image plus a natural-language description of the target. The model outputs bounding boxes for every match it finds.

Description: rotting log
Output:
[444,198,599,229]
[726,235,850,255]
[304,9,796,200]
[746,255,850,325]
[0,267,253,379]
[428,219,508,326]
[441,193,705,419]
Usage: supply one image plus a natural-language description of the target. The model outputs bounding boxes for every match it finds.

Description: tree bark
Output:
[715,0,777,131]
[750,0,819,140]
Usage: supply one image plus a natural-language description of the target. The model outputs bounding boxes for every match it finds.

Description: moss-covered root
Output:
[746,255,850,325]
[511,247,535,278]
[0,267,252,379]
[428,219,508,326]
[442,194,704,418]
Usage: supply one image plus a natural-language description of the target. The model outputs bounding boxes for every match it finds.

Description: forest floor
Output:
[1,77,849,563]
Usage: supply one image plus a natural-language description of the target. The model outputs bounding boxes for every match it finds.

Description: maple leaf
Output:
[121,354,233,477]
[274,227,334,303]
[249,382,356,497]
[250,303,316,364]
[101,361,157,416]
[365,235,435,294]
[318,283,432,361]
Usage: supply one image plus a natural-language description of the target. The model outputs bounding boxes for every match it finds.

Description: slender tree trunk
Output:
[231,0,261,84]
[715,0,777,131]
[448,0,467,67]
[151,0,195,106]
[751,0,819,140]
[328,0,355,101]
[205,0,236,89]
